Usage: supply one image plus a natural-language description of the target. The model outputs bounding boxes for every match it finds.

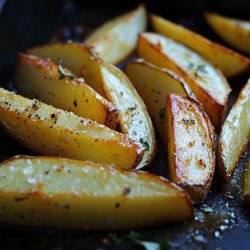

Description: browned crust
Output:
[151,13,250,78]
[138,34,230,128]
[166,93,215,203]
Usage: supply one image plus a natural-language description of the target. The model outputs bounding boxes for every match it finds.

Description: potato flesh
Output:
[166,94,215,202]
[125,60,194,140]
[100,65,156,169]
[28,42,155,169]
[85,5,146,64]
[0,88,143,169]
[0,156,193,230]
[15,54,119,129]
[205,12,250,55]
[151,14,250,77]
[138,33,231,127]
[219,80,250,180]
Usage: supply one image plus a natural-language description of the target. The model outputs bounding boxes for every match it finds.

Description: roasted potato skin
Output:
[137,33,231,128]
[166,93,215,203]
[0,155,193,230]
[151,14,250,77]
[205,12,250,55]
[85,5,147,64]
[0,88,143,169]
[15,53,119,129]
[218,80,250,181]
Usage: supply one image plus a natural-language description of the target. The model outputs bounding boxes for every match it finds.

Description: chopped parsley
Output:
[127,231,160,250]
[140,138,149,151]
[107,232,123,245]
[159,108,165,119]
[58,65,75,80]
[188,62,195,69]
[197,64,207,73]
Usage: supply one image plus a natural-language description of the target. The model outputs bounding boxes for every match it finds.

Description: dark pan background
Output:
[0,0,249,249]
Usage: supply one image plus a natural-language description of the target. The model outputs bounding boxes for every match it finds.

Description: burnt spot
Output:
[14,196,28,202]
[65,204,70,210]
[115,203,120,208]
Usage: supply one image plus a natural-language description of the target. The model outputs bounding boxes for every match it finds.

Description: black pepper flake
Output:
[115,203,120,208]
[183,118,191,125]
[123,187,131,196]
[128,106,136,111]
[73,99,77,107]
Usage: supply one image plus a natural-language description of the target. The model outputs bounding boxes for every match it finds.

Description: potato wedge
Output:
[137,32,231,127]
[151,14,250,77]
[0,156,193,230]
[125,59,196,140]
[243,151,250,206]
[0,88,143,169]
[166,93,215,202]
[85,5,147,64]
[218,80,250,181]
[28,42,156,169]
[15,53,119,129]
[205,12,250,55]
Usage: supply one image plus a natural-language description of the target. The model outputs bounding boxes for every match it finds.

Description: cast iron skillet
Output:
[0,0,249,249]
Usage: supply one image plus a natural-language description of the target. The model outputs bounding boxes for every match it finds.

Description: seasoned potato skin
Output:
[0,155,193,230]
[0,88,143,169]
[166,93,215,203]
[137,33,231,128]
[244,152,250,206]
[218,80,250,181]
[15,53,119,129]
[151,14,250,77]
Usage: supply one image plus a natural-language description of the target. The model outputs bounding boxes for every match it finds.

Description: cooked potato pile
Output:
[205,12,250,55]
[0,156,193,230]
[0,88,143,168]
[151,14,250,77]
[137,32,231,128]
[15,53,119,129]
[0,5,249,230]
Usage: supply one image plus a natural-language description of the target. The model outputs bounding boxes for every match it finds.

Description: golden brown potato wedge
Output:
[218,80,250,181]
[243,151,250,206]
[166,93,215,203]
[205,12,250,55]
[125,59,196,140]
[137,32,231,128]
[85,5,147,64]
[0,155,193,230]
[151,14,250,77]
[0,88,143,169]
[28,42,156,169]
[15,53,119,129]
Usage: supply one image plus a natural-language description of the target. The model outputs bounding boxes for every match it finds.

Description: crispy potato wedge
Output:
[243,151,250,206]
[137,32,231,127]
[85,5,147,64]
[166,93,215,203]
[28,42,156,169]
[15,53,119,129]
[0,88,143,169]
[151,14,250,77]
[125,59,196,140]
[218,80,250,181]
[205,12,250,55]
[0,156,193,230]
